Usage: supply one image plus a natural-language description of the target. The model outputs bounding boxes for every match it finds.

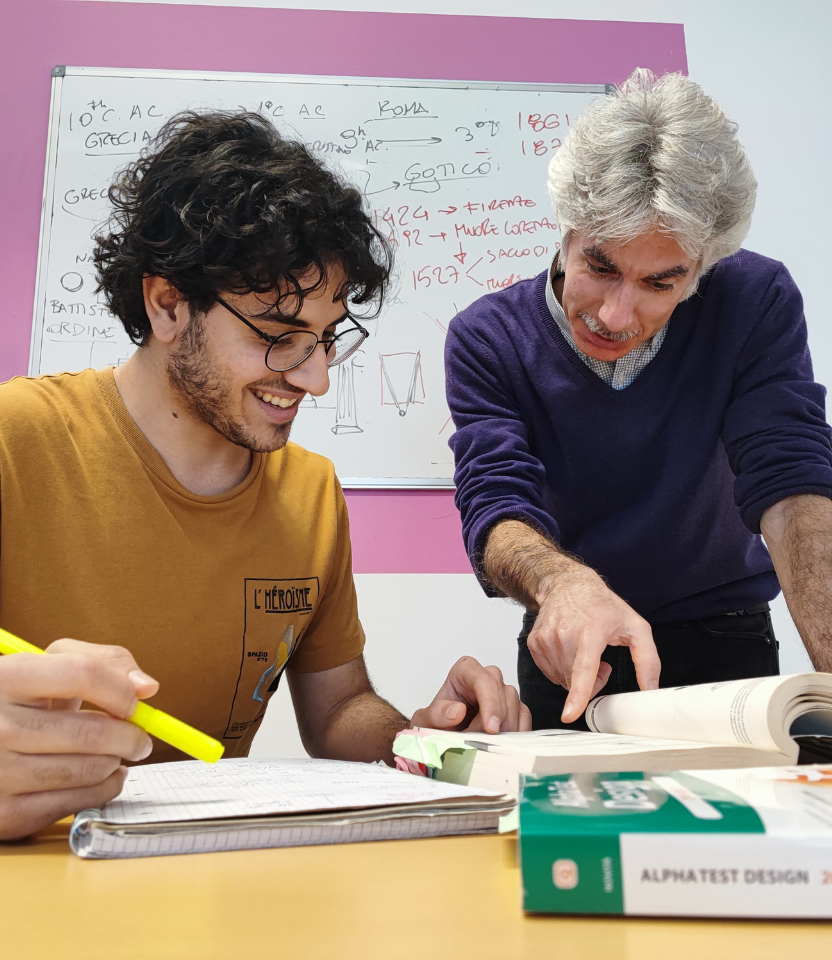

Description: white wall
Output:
[252,574,523,757]
[228,0,830,754]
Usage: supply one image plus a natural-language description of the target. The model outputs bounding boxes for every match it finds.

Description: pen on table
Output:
[0,627,224,763]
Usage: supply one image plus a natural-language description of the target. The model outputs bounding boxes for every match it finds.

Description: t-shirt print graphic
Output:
[224,578,319,739]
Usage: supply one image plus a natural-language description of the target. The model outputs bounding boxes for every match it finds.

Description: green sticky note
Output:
[393,733,471,769]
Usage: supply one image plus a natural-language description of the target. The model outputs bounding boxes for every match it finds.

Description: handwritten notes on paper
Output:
[103,757,499,824]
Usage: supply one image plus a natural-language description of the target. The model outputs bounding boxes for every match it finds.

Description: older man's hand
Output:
[411,656,532,733]
[530,567,661,722]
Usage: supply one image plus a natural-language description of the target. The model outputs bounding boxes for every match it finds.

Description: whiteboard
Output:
[32,67,605,486]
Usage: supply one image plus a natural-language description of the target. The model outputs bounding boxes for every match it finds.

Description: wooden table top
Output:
[2,822,829,959]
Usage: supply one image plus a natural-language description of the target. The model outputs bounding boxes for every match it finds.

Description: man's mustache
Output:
[579,312,641,342]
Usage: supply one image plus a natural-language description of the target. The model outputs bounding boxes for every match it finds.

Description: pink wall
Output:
[0,2,687,573]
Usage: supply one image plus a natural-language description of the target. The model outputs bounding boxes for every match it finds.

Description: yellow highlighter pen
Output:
[0,627,224,763]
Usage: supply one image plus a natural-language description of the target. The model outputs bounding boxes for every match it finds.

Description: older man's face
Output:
[555,229,697,362]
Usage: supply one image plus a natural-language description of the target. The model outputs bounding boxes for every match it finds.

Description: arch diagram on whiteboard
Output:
[380,352,425,417]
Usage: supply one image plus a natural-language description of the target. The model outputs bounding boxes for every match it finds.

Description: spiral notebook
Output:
[69,757,512,859]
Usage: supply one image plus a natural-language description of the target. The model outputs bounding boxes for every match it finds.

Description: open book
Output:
[393,673,832,797]
[69,757,513,859]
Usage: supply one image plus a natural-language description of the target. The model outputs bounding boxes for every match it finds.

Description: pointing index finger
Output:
[561,631,607,723]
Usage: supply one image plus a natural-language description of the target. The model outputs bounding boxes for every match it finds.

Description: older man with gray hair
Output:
[445,69,832,729]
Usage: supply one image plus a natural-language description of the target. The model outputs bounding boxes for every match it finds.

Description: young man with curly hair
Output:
[0,112,529,841]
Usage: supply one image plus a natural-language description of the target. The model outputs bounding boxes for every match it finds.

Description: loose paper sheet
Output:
[102,758,502,825]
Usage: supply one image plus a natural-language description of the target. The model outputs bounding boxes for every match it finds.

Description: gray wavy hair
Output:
[547,69,757,294]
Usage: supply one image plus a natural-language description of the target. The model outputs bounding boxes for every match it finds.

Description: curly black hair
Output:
[94,111,392,345]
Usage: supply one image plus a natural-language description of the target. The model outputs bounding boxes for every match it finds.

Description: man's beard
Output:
[166,315,294,453]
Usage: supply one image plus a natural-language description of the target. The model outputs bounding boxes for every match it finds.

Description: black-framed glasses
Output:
[215,295,369,373]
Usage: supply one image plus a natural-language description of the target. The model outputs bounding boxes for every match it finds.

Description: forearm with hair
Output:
[761,494,832,673]
[482,519,588,609]
[310,691,409,766]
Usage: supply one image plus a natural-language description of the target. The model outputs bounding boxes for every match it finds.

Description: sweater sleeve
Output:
[721,264,832,534]
[445,311,561,595]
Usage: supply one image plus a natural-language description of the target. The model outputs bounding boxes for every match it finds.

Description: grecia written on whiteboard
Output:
[57,96,573,305]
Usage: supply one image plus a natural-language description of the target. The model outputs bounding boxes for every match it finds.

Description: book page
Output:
[411,728,778,757]
[585,675,803,756]
[686,766,832,834]
[475,730,764,756]
[102,758,502,825]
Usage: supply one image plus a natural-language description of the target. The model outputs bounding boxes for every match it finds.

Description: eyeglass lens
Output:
[265,326,365,372]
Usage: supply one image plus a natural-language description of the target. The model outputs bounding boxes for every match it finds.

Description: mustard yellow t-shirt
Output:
[0,368,365,761]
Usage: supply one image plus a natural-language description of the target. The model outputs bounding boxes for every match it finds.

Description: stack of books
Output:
[393,673,832,797]
[393,673,832,918]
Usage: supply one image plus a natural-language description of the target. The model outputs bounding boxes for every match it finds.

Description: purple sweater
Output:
[445,250,832,622]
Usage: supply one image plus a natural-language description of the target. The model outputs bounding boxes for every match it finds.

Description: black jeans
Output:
[518,606,779,730]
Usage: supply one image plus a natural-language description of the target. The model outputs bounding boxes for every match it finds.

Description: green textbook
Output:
[519,765,832,918]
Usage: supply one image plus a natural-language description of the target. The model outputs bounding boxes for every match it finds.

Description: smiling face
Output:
[556,229,698,362]
[166,266,349,453]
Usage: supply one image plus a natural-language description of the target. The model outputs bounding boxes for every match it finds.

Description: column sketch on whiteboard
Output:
[31,67,604,483]
[332,357,363,436]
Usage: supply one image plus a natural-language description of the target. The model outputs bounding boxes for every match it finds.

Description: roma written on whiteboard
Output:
[33,68,604,485]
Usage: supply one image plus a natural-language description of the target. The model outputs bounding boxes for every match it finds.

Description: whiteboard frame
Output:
[33,66,609,489]
[30,67,68,379]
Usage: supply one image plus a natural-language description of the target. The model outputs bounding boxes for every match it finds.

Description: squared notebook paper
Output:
[69,758,513,860]
[518,765,832,919]
[393,674,832,798]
